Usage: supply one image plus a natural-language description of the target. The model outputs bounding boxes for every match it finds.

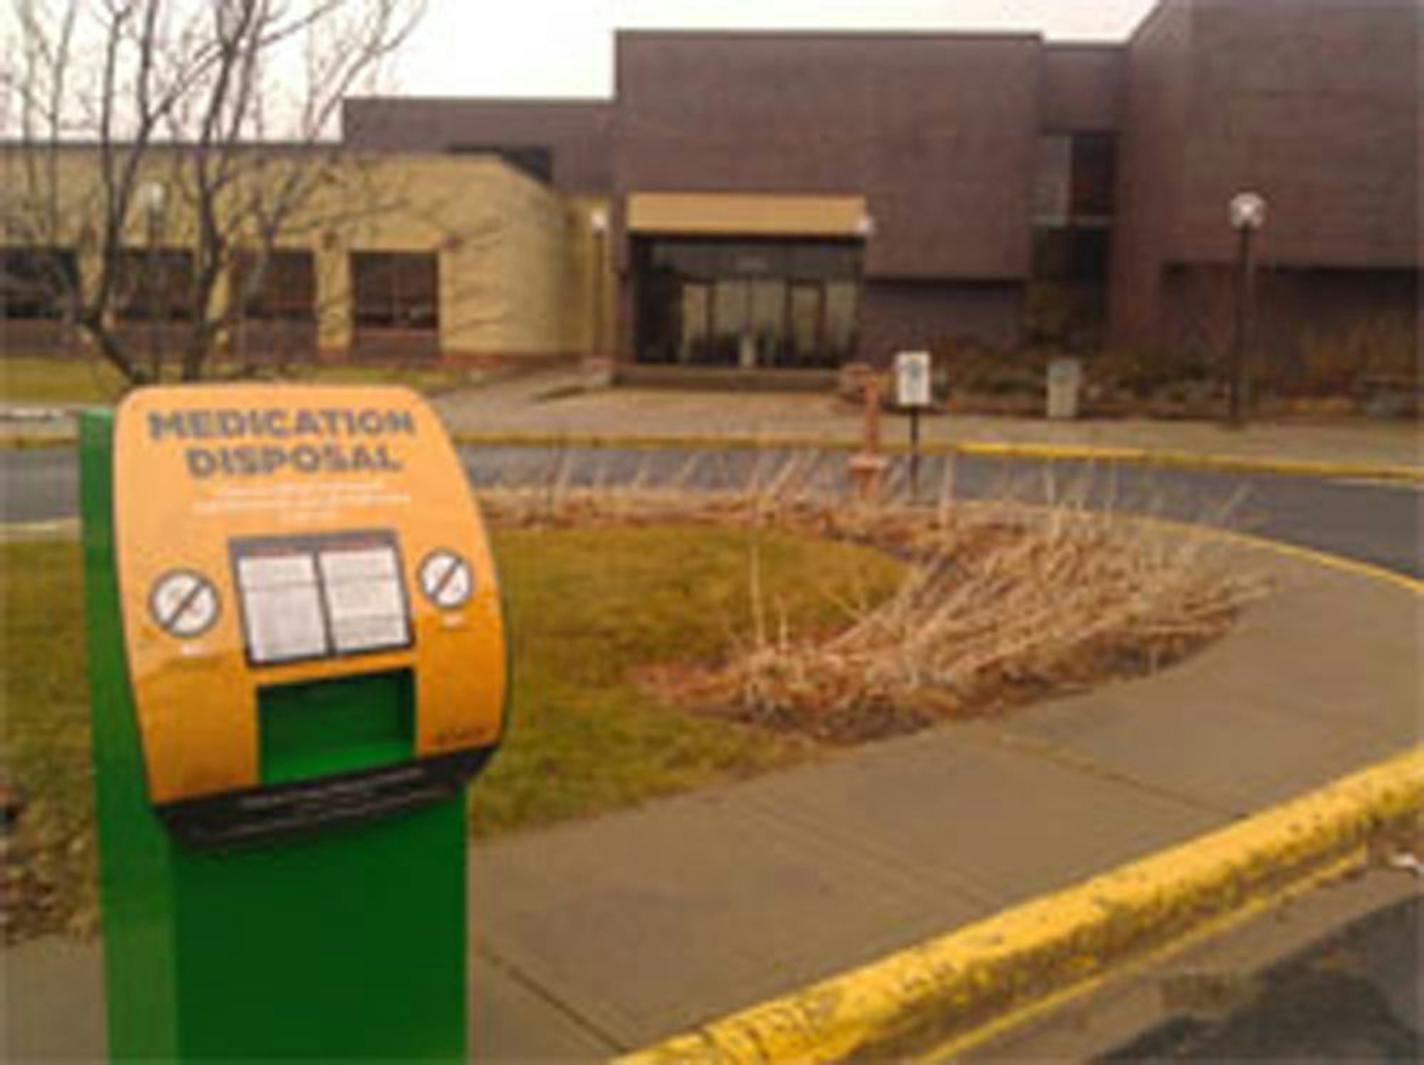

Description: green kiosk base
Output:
[81,387,507,1062]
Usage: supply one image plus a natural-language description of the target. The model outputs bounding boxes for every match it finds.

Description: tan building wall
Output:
[301,153,591,362]
[483,165,569,360]
[561,196,615,357]
[0,146,604,365]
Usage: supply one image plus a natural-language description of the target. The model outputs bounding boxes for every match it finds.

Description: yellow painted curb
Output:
[949,440,1424,484]
[614,747,1424,1064]
[0,518,78,541]
[1174,521,1424,597]
[0,432,77,450]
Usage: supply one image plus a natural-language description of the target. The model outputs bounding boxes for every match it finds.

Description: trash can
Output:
[1046,358,1083,420]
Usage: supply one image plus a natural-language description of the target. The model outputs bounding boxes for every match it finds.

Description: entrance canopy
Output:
[627,192,868,239]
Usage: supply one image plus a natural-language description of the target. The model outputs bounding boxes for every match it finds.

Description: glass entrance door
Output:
[636,238,861,369]
[710,279,791,367]
[747,280,787,367]
[679,284,710,363]
[711,279,748,365]
[789,283,822,365]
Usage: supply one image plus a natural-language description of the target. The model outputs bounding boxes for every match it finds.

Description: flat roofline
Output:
[344,95,613,108]
[1043,41,1128,52]
[0,141,561,171]
[614,28,1043,44]
[0,139,334,151]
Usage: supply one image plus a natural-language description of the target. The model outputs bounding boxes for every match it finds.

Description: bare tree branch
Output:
[5,0,427,386]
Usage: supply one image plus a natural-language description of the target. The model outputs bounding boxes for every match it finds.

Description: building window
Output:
[351,252,439,331]
[1032,227,1111,284]
[114,249,195,321]
[1033,136,1074,226]
[1034,133,1117,225]
[1031,132,1117,350]
[1,247,77,319]
[1069,133,1116,220]
[635,238,861,369]
[1028,226,1111,351]
[232,251,316,321]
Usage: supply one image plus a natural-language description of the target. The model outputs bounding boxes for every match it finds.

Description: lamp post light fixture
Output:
[588,207,610,361]
[854,212,875,360]
[1226,190,1266,428]
[141,179,167,220]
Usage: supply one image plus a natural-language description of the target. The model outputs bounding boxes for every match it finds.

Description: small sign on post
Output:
[894,351,933,409]
[894,351,933,502]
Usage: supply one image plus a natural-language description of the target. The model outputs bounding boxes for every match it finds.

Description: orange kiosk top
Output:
[113,384,506,839]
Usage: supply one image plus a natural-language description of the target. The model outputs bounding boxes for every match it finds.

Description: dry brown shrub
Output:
[478,452,1267,744]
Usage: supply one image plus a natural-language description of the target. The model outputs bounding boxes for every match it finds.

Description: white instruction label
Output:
[232,531,413,665]
[237,553,328,664]
[318,546,410,654]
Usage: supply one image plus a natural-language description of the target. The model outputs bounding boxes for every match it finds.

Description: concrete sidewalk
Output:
[428,373,1424,472]
[4,538,1420,1061]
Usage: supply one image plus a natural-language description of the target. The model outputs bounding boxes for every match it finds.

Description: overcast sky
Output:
[390,0,1161,99]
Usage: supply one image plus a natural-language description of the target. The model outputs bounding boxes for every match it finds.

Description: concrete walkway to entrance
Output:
[5,534,1419,1061]
[430,372,1423,473]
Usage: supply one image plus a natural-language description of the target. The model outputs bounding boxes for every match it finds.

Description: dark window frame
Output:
[1,247,79,320]
[1032,225,1112,284]
[114,248,196,322]
[1034,131,1118,226]
[1069,132,1117,221]
[232,250,317,322]
[350,251,440,331]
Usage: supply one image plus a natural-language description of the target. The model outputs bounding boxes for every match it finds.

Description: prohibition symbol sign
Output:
[149,569,220,638]
[419,549,474,610]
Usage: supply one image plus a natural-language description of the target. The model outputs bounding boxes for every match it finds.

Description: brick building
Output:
[343,0,1419,378]
[2,0,1417,375]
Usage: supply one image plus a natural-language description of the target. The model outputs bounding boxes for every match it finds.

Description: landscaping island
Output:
[2,481,1260,942]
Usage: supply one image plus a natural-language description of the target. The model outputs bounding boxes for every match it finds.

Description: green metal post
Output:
[83,409,184,1059]
[81,409,469,1063]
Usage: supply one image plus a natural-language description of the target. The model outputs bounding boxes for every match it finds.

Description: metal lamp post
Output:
[141,181,167,382]
[589,207,610,362]
[853,212,876,373]
[1226,191,1266,427]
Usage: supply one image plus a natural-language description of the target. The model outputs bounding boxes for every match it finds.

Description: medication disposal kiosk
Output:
[80,385,508,1062]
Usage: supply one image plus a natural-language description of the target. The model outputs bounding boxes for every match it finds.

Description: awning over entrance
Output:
[626,192,869,238]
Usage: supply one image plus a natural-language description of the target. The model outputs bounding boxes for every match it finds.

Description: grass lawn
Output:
[0,356,130,405]
[0,355,487,406]
[1,522,902,936]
